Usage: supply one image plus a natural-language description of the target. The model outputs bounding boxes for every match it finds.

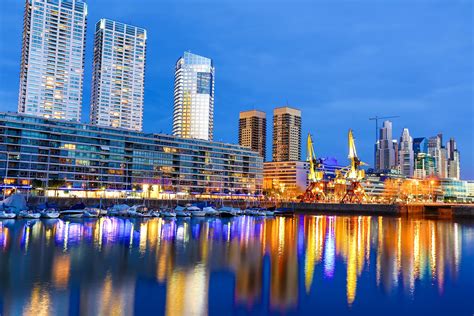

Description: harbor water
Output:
[0,215,473,315]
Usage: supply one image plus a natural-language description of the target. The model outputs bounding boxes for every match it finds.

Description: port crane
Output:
[301,133,326,202]
[339,129,368,203]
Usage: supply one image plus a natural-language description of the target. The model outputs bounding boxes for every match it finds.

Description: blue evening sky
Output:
[0,0,472,178]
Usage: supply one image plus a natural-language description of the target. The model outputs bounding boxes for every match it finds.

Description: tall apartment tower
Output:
[90,19,147,131]
[18,0,87,121]
[398,128,414,177]
[173,52,215,141]
[447,138,461,179]
[239,110,267,159]
[375,120,398,171]
[272,106,301,162]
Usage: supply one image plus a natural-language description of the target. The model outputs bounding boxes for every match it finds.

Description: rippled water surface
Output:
[0,215,473,315]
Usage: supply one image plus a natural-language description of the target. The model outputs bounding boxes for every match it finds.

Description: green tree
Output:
[48,179,66,197]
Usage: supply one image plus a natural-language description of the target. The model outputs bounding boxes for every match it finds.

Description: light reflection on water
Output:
[0,215,473,315]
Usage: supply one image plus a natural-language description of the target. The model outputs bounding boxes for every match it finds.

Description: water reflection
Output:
[0,215,472,315]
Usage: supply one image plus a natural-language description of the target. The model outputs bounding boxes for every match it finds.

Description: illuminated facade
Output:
[18,0,87,121]
[90,19,147,131]
[272,106,301,162]
[263,161,309,194]
[173,52,215,141]
[398,128,414,177]
[238,110,266,159]
[0,112,262,197]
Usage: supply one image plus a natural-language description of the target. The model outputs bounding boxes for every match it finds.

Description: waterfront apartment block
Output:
[272,107,301,162]
[18,0,87,121]
[0,112,263,198]
[263,161,309,195]
[173,52,215,141]
[90,19,147,131]
[238,110,266,160]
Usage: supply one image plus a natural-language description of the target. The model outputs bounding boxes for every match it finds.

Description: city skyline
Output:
[0,0,472,177]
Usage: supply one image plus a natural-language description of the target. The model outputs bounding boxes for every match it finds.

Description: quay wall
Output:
[25,197,474,218]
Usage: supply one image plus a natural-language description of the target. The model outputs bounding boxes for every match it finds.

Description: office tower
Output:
[90,19,147,131]
[239,110,267,159]
[427,134,448,178]
[173,52,215,141]
[447,138,461,179]
[398,128,414,177]
[414,153,436,179]
[272,106,301,162]
[375,120,397,171]
[413,137,428,156]
[18,0,87,121]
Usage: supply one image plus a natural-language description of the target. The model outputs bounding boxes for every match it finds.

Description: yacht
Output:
[0,210,16,219]
[60,209,84,218]
[18,210,41,219]
[40,209,60,219]
[186,205,206,217]
[203,206,219,216]
[218,206,237,217]
[175,205,191,217]
[83,208,101,218]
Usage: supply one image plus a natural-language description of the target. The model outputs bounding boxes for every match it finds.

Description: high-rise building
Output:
[414,153,436,179]
[239,110,266,159]
[173,52,215,141]
[90,19,147,131]
[427,134,448,178]
[398,128,414,177]
[18,0,87,121]
[447,138,461,179]
[375,120,398,171]
[272,106,301,162]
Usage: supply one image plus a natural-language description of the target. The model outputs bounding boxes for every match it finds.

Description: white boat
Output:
[176,210,191,217]
[18,210,41,219]
[185,205,206,217]
[263,210,275,216]
[203,206,219,216]
[130,205,153,217]
[218,206,237,217]
[160,209,176,218]
[108,204,130,216]
[60,210,84,218]
[83,208,100,218]
[190,210,206,217]
[40,209,60,219]
[174,206,191,217]
[0,210,16,219]
[152,210,161,217]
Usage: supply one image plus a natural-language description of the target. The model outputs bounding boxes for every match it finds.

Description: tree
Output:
[48,179,66,197]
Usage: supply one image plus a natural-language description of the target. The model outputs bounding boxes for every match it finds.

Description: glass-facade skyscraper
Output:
[173,52,215,141]
[90,19,147,131]
[18,0,87,121]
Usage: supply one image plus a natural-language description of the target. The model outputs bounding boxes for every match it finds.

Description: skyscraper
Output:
[427,134,448,178]
[18,0,87,121]
[90,19,147,131]
[398,128,414,177]
[272,106,301,162]
[173,52,215,141]
[447,138,461,179]
[375,120,398,171]
[239,110,266,159]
